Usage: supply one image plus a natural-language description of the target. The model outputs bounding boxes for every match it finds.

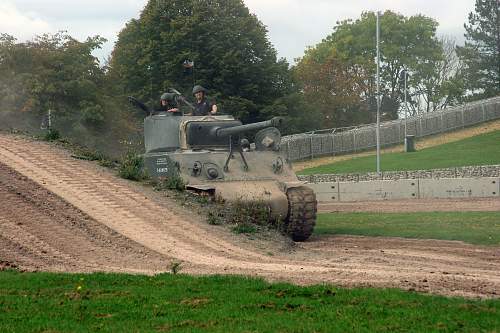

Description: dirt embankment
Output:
[0,133,499,299]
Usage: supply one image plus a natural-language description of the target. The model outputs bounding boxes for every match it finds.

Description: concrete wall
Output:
[419,178,499,199]
[308,177,500,202]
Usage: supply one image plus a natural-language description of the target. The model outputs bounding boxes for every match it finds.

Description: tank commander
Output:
[192,85,217,116]
[160,92,179,113]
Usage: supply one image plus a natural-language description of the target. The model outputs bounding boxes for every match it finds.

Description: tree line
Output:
[0,0,498,145]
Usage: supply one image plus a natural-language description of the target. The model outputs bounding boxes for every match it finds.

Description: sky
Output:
[0,0,476,64]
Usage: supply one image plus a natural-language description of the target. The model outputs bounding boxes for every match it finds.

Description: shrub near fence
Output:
[282,96,500,161]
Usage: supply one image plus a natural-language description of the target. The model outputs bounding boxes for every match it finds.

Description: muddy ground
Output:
[0,134,499,298]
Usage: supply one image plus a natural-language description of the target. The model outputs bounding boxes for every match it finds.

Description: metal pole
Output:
[192,61,195,86]
[48,109,52,130]
[404,69,407,138]
[148,65,153,103]
[286,141,290,161]
[376,11,381,174]
[331,129,336,156]
[310,132,314,160]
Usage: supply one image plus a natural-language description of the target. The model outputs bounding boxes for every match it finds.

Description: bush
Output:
[208,199,273,234]
[118,151,145,181]
[68,144,117,169]
[43,129,61,141]
[154,175,186,192]
[232,223,257,234]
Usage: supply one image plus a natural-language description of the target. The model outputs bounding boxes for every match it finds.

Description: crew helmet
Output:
[192,85,207,95]
[160,92,176,102]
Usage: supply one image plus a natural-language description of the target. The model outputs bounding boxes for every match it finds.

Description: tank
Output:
[135,99,317,241]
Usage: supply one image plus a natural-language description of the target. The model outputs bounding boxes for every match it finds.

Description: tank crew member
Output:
[192,85,217,116]
[160,92,179,113]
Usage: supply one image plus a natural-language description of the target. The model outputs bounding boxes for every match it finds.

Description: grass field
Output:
[1,270,499,332]
[315,212,500,246]
[299,130,500,175]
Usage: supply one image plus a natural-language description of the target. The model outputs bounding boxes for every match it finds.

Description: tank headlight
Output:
[207,167,219,179]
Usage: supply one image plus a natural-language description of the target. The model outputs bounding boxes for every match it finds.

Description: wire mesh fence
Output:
[282,96,500,161]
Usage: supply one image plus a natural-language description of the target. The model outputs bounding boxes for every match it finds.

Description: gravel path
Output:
[318,197,500,213]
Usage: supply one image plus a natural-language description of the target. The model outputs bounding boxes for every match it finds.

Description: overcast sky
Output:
[0,0,475,64]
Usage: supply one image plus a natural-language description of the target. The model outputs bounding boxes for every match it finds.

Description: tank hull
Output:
[144,150,300,220]
[142,114,317,241]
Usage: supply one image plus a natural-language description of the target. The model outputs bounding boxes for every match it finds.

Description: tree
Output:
[0,32,111,132]
[108,0,292,122]
[294,10,463,128]
[294,48,371,128]
[410,36,465,114]
[458,0,500,99]
[0,34,29,116]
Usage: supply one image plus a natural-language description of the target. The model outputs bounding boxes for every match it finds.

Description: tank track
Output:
[285,186,317,241]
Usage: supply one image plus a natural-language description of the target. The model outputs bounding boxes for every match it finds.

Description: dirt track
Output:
[1,134,499,298]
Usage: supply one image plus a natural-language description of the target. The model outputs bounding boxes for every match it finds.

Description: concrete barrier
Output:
[310,182,340,202]
[337,179,418,201]
[419,177,500,199]
[308,177,500,202]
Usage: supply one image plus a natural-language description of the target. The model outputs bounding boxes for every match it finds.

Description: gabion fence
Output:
[282,96,500,161]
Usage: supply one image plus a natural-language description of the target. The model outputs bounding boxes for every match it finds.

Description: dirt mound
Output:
[1,133,499,298]
[0,162,171,274]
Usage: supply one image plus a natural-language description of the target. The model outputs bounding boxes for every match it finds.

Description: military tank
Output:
[129,91,317,241]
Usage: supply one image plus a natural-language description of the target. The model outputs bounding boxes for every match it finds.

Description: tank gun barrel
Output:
[215,117,283,138]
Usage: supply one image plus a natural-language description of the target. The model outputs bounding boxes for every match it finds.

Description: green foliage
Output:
[232,223,257,234]
[300,130,500,175]
[261,93,325,135]
[0,32,141,160]
[208,199,272,233]
[1,271,499,332]
[154,175,186,192]
[118,151,145,181]
[207,210,224,225]
[169,261,183,274]
[108,0,292,122]
[316,212,500,245]
[0,32,107,125]
[458,0,500,99]
[68,144,117,169]
[42,128,61,141]
[80,101,105,126]
[207,199,283,234]
[295,49,373,128]
[295,11,465,129]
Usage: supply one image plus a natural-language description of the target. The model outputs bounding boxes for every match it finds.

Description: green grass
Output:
[0,271,499,332]
[300,130,500,175]
[316,211,500,245]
